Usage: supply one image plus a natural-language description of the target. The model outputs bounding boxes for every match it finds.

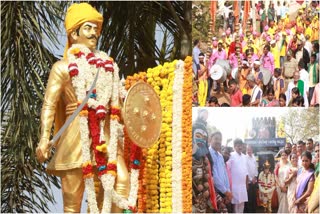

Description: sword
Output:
[48,69,100,148]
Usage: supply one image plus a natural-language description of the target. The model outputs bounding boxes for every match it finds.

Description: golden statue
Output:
[35,3,161,213]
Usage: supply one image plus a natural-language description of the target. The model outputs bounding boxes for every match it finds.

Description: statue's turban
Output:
[63,3,103,58]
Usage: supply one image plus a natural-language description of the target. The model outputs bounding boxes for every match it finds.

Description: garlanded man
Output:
[258,160,276,213]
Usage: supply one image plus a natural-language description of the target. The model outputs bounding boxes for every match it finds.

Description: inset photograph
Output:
[192,107,319,213]
[192,1,319,107]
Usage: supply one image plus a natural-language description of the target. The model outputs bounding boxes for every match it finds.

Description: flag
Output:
[211,0,217,33]
[242,1,250,30]
[234,1,240,24]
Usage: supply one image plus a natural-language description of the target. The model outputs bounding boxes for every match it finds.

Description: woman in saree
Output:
[197,53,208,107]
[294,151,315,213]
[285,153,299,213]
[308,142,319,213]
[274,149,290,213]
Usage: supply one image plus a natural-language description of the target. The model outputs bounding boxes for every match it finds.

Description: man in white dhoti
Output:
[227,138,249,213]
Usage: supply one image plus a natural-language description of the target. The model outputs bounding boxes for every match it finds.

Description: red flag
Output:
[242,1,250,30]
[234,1,240,24]
[207,157,218,210]
[211,0,217,33]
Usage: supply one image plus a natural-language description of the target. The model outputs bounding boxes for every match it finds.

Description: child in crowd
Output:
[228,79,242,107]
[260,88,280,107]
[242,94,251,107]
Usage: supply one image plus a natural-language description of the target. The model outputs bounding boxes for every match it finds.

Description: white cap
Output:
[270,40,276,44]
[242,60,249,66]
[253,60,261,65]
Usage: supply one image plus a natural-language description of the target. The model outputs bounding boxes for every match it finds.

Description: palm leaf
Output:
[1,1,67,212]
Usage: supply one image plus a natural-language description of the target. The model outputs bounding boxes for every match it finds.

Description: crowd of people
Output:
[192,109,319,213]
[193,1,319,107]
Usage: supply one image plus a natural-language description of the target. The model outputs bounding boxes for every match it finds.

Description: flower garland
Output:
[125,58,192,212]
[125,72,147,90]
[137,148,147,213]
[182,56,193,212]
[67,44,141,213]
[145,142,159,213]
[171,60,184,213]
[123,128,132,169]
[68,44,114,213]
[147,61,176,212]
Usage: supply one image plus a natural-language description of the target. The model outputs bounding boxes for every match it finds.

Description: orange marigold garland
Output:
[137,148,147,213]
[125,72,147,90]
[182,56,192,212]
[123,128,132,169]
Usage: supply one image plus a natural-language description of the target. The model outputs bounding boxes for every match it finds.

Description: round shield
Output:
[260,67,272,85]
[123,81,162,148]
[231,67,238,80]
[216,59,232,75]
[210,64,226,82]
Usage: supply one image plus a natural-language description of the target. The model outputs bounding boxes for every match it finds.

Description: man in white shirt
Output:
[227,139,249,213]
[304,35,313,57]
[244,145,258,213]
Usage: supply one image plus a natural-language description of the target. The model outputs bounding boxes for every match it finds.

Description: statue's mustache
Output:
[86,35,98,40]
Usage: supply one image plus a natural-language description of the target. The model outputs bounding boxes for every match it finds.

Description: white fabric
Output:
[296,50,303,64]
[246,154,258,182]
[228,151,248,204]
[250,85,262,104]
[305,41,313,57]
[286,81,296,106]
[300,69,309,93]
[285,80,309,107]
[233,202,245,213]
[276,163,290,213]
[298,155,302,167]
[299,69,310,107]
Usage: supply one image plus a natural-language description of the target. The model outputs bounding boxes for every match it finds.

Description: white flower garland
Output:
[67,44,140,213]
[171,60,184,213]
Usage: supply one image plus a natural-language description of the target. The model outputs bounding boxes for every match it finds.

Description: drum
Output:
[231,67,238,80]
[210,64,227,82]
[215,59,232,75]
[260,67,272,85]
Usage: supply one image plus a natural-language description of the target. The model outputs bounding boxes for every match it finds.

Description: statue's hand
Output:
[36,138,50,163]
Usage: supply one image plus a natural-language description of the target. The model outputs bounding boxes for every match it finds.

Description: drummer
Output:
[229,46,244,69]
[208,40,227,70]
[260,44,275,75]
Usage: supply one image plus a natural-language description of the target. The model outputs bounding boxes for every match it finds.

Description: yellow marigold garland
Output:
[182,56,192,212]
[146,61,176,212]
[145,142,159,212]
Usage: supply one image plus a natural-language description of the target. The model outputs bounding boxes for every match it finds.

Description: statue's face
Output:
[196,168,203,177]
[72,22,99,50]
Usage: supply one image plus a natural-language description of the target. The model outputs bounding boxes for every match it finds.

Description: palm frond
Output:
[1,1,67,212]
